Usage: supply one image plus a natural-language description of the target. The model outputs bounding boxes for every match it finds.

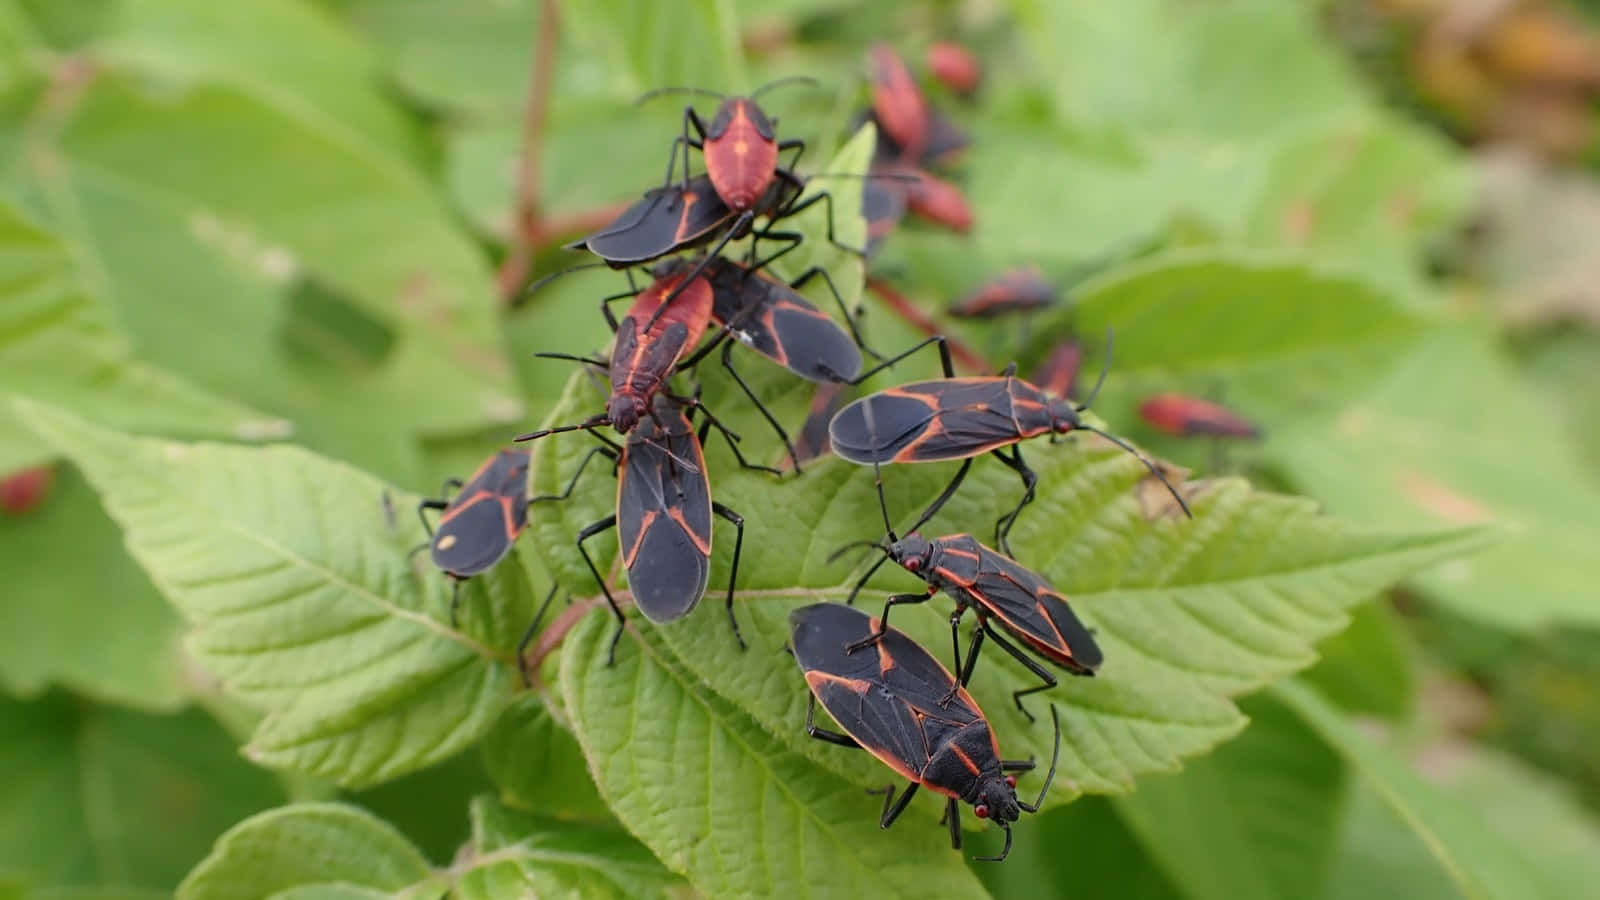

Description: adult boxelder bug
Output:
[790,601,1059,861]
[517,394,762,663]
[926,41,983,97]
[868,43,930,164]
[861,172,907,256]
[533,259,715,434]
[417,448,535,625]
[826,458,1102,721]
[947,268,1056,319]
[1138,393,1263,440]
[827,341,1190,556]
[639,77,817,218]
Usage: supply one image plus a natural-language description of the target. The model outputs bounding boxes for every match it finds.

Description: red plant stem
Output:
[497,0,561,303]
[865,276,990,373]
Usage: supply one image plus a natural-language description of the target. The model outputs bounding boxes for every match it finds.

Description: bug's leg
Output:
[845,589,935,654]
[981,621,1059,724]
[789,265,885,361]
[716,341,800,472]
[576,516,623,665]
[712,501,747,650]
[945,798,963,850]
[833,334,954,385]
[528,445,616,505]
[515,582,562,687]
[989,445,1037,556]
[869,780,921,829]
[942,610,981,707]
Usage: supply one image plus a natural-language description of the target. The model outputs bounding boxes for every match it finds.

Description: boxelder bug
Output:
[639,77,817,218]
[416,448,535,626]
[1030,338,1084,402]
[790,601,1059,861]
[861,172,907,256]
[517,394,763,664]
[826,455,1102,721]
[867,43,930,164]
[827,338,1191,556]
[533,260,715,434]
[1138,393,1262,440]
[926,41,983,97]
[947,268,1057,319]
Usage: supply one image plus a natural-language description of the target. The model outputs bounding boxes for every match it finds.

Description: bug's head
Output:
[886,533,933,573]
[973,773,1023,827]
[1049,399,1082,435]
[607,394,647,434]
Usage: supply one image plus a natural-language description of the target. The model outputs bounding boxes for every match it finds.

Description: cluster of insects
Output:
[412,42,1262,863]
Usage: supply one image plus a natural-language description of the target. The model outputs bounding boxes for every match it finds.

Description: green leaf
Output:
[0,191,283,472]
[1028,252,1426,436]
[559,612,993,899]
[532,364,1490,798]
[1110,691,1347,900]
[19,70,519,440]
[1424,746,1600,899]
[968,131,1277,267]
[1275,679,1566,900]
[562,0,744,94]
[335,0,541,117]
[1325,779,1464,900]
[95,0,427,166]
[1301,600,1417,720]
[457,795,685,900]
[1013,0,1365,138]
[177,804,435,900]
[1270,325,1600,630]
[977,796,1184,900]
[1242,115,1470,293]
[480,695,609,821]
[352,750,493,864]
[17,401,528,788]
[0,464,184,711]
[0,692,284,895]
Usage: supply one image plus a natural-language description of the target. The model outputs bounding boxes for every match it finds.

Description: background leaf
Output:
[0,194,283,473]
[177,804,435,900]
[18,401,528,787]
[0,692,283,895]
[456,795,685,900]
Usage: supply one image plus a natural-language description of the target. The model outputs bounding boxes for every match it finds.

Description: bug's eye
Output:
[1005,775,1017,788]
[974,804,990,819]
[904,557,922,572]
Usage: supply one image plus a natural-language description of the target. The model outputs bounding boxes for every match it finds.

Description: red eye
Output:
[974,804,990,819]
[904,557,922,572]
[1005,775,1017,788]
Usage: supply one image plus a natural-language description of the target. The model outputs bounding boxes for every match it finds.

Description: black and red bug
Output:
[867,43,930,164]
[639,78,817,218]
[790,601,1059,861]
[926,41,983,97]
[824,455,1102,720]
[517,394,765,663]
[532,260,716,434]
[826,342,1191,557]
[417,448,534,625]
[947,268,1057,319]
[1138,393,1262,440]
